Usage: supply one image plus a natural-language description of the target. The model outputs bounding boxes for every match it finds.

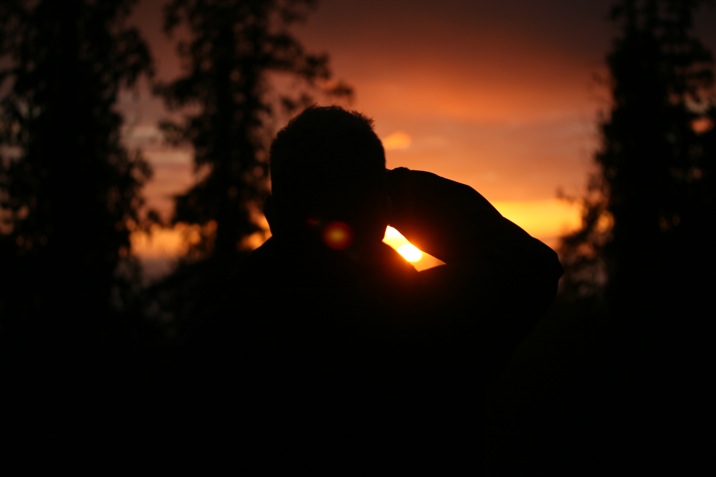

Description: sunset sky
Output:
[122,0,716,277]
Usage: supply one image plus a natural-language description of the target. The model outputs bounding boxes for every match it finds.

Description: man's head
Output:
[265,105,388,250]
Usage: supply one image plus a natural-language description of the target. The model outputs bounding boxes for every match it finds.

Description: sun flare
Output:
[382,226,444,271]
[397,243,422,262]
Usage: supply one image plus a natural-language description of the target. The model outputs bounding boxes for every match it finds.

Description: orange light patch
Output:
[383,226,444,271]
[382,131,412,150]
[323,221,353,250]
[491,198,581,250]
[397,243,423,263]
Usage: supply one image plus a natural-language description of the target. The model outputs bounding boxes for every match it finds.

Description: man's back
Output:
[173,202,558,473]
[175,236,491,472]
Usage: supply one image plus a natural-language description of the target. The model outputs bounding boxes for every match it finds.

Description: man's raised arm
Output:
[386,166,564,343]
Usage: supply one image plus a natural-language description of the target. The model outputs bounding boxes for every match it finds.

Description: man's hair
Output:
[269,105,386,212]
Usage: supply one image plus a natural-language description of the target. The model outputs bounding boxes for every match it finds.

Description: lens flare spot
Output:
[397,243,423,263]
[323,221,352,250]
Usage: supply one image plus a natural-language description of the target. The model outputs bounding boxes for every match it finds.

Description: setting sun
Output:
[382,226,444,271]
[397,243,422,262]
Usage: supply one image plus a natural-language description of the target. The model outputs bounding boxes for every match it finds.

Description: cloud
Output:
[381,131,412,150]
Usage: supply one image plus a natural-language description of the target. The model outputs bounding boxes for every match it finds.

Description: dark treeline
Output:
[0,1,159,461]
[1,0,714,473]
[488,1,716,475]
[0,0,351,467]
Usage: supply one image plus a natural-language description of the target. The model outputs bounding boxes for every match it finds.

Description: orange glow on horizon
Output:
[131,223,193,259]
[491,198,581,250]
[133,199,580,281]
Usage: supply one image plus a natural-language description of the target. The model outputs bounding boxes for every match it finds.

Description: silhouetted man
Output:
[173,105,563,473]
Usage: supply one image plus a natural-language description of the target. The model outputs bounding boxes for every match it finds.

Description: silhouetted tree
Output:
[149,0,352,330]
[549,2,715,471]
[0,0,155,357]
[557,0,716,315]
